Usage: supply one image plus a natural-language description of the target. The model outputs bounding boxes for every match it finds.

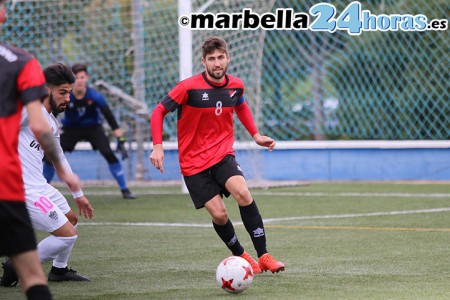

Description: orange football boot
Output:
[240,251,262,274]
[258,253,285,273]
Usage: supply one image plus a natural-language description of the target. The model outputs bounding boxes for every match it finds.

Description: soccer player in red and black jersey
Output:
[0,1,80,298]
[150,36,285,274]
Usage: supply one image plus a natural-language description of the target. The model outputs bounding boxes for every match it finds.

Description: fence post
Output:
[132,0,146,181]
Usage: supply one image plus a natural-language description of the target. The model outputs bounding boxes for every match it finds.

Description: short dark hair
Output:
[201,36,228,59]
[43,63,75,86]
[71,63,88,75]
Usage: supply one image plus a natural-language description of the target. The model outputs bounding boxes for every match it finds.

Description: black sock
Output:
[213,219,244,256]
[239,200,267,257]
[26,284,52,300]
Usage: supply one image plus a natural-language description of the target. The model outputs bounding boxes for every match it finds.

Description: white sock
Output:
[53,224,78,268]
[37,235,77,267]
[53,235,78,268]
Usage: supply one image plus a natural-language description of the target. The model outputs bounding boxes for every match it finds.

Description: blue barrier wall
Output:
[63,141,450,182]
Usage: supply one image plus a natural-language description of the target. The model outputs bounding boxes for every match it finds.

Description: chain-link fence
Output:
[2,0,449,141]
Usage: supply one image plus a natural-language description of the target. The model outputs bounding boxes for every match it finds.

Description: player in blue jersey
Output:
[43,63,136,199]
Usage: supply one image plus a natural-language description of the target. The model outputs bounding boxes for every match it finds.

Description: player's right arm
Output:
[149,82,187,173]
[26,102,81,192]
[149,103,170,173]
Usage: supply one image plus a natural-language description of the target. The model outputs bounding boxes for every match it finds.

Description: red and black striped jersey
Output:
[0,43,47,202]
[159,71,257,176]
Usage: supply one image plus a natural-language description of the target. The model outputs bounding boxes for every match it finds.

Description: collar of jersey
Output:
[202,71,229,89]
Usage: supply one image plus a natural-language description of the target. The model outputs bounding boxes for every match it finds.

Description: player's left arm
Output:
[59,155,94,219]
[54,142,83,196]
[96,92,129,159]
[235,99,276,151]
[94,91,121,133]
[54,134,94,218]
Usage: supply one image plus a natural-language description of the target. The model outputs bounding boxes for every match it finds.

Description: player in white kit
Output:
[1,63,94,284]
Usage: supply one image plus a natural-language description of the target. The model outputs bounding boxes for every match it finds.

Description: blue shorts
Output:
[183,155,244,209]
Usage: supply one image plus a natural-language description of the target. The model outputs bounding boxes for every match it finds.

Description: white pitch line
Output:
[79,207,450,228]
[263,207,450,223]
[252,191,450,198]
[83,222,212,227]
[64,191,450,198]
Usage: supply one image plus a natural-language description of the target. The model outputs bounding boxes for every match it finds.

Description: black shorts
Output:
[0,201,37,257]
[183,155,244,209]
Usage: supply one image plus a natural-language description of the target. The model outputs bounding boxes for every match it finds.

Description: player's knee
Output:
[65,225,77,237]
[52,221,77,237]
[212,209,229,225]
[233,187,252,205]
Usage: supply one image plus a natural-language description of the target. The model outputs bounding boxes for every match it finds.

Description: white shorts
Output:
[25,184,71,233]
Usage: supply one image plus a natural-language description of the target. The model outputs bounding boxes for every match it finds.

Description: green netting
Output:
[2,0,448,141]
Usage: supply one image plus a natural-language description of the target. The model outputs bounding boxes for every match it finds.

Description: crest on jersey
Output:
[229,89,237,101]
[48,211,58,221]
[77,107,86,117]
[202,92,209,101]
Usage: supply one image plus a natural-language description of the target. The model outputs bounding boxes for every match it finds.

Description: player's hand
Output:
[116,137,129,160]
[150,144,164,173]
[253,133,276,151]
[74,196,94,219]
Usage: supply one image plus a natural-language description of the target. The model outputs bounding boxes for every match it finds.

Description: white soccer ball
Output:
[216,256,254,294]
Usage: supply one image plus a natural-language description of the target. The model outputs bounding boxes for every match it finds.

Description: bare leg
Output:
[10,250,47,292]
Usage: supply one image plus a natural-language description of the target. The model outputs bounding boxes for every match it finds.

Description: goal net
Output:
[2,0,448,185]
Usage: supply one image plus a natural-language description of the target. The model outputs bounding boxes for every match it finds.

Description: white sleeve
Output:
[52,115,84,199]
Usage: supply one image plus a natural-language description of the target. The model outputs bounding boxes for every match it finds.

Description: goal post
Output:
[178,0,193,193]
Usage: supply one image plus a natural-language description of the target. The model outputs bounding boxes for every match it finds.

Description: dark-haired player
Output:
[1,63,94,286]
[150,36,285,274]
[43,63,136,199]
[0,1,79,298]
